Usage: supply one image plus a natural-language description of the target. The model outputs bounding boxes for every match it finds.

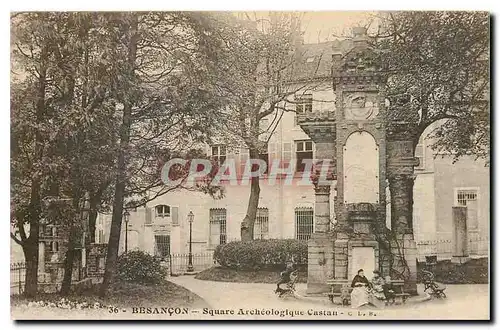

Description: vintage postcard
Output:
[10,11,490,320]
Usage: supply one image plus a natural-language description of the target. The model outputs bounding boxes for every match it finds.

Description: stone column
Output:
[452,206,469,263]
[387,173,415,234]
[314,185,331,233]
[386,139,419,295]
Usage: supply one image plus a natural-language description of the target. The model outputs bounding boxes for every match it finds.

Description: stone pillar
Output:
[306,234,334,294]
[452,206,469,263]
[314,185,331,233]
[307,158,334,295]
[393,233,418,295]
[387,173,415,234]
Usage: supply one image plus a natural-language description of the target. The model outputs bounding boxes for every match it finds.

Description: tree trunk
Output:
[99,14,138,297]
[22,240,38,297]
[240,148,261,241]
[22,42,49,297]
[60,225,79,295]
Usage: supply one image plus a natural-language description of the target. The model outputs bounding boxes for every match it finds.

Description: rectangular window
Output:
[211,145,227,166]
[295,94,313,125]
[254,208,269,239]
[295,140,314,172]
[295,207,314,241]
[295,94,313,113]
[155,205,170,217]
[209,208,227,249]
[154,235,171,258]
[456,189,479,230]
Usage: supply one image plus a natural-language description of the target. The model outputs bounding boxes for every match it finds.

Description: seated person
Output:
[276,261,295,291]
[371,270,386,300]
[350,269,371,308]
[369,270,386,308]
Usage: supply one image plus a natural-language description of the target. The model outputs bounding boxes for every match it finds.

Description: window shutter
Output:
[145,207,152,225]
[171,207,179,225]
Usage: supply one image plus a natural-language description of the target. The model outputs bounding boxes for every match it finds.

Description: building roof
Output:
[292,39,353,81]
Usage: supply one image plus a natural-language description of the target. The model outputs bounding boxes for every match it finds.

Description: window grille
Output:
[457,190,478,205]
[295,207,314,241]
[154,235,170,258]
[209,208,227,248]
[254,208,269,239]
[457,189,479,230]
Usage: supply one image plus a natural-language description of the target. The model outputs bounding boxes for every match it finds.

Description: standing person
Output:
[350,269,371,308]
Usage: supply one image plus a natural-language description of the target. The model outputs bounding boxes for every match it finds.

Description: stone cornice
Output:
[298,111,336,142]
[333,72,387,86]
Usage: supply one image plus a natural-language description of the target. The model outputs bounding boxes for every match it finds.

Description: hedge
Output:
[213,239,307,271]
[117,250,168,285]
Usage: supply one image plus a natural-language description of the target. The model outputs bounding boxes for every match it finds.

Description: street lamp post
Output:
[187,211,194,273]
[124,210,130,254]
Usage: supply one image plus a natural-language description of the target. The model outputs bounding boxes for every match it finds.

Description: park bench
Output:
[386,279,410,305]
[326,278,409,306]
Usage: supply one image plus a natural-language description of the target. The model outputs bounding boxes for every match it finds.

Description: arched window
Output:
[155,205,171,217]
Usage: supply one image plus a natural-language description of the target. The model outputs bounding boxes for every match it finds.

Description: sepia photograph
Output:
[9,10,490,320]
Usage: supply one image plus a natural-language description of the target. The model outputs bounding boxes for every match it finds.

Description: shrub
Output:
[213,239,307,271]
[116,250,168,285]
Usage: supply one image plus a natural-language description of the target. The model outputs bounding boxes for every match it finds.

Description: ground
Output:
[11,276,489,320]
[11,280,208,320]
[169,276,490,320]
